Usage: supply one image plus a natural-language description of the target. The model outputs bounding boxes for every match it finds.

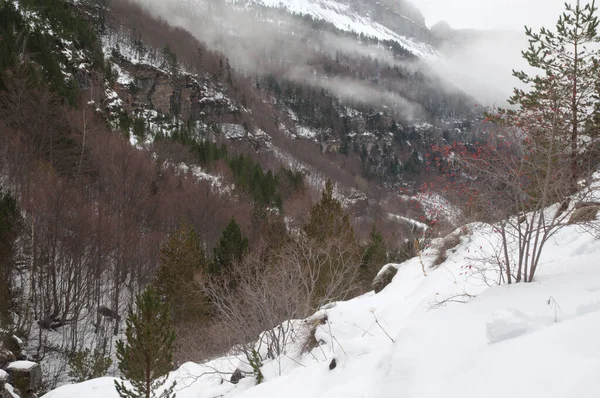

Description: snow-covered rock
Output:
[372,263,398,294]
[7,361,42,394]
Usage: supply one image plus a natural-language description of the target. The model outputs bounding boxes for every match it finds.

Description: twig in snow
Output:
[547,296,562,322]
[332,335,347,355]
[427,291,475,310]
[371,311,395,343]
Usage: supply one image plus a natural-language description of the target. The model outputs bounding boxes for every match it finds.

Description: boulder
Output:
[7,361,42,395]
[0,349,16,369]
[230,368,245,385]
[328,358,337,370]
[372,265,398,294]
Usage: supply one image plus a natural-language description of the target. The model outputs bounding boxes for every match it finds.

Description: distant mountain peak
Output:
[231,0,437,57]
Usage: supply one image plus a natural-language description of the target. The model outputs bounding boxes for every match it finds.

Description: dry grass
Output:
[432,233,462,268]
[300,314,327,354]
[568,205,600,224]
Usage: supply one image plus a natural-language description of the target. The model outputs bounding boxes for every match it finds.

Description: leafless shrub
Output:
[197,234,361,373]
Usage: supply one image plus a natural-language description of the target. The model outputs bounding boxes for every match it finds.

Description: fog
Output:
[412,0,568,31]
[128,0,427,119]
[126,0,578,109]
[414,0,572,106]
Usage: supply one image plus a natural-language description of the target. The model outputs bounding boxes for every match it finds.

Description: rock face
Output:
[6,361,42,397]
[114,59,239,124]
[347,0,431,42]
[372,264,398,294]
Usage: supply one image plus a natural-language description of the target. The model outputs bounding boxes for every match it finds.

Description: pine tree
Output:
[303,179,355,243]
[0,191,20,329]
[362,225,387,276]
[155,224,206,323]
[508,0,600,183]
[302,180,360,304]
[114,287,176,398]
[210,218,248,275]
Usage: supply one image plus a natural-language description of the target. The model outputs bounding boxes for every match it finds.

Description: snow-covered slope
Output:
[234,0,437,57]
[43,215,600,398]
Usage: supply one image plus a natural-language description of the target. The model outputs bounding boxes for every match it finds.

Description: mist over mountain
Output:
[6,1,595,397]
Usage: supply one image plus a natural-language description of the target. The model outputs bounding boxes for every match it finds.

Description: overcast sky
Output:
[411,0,572,31]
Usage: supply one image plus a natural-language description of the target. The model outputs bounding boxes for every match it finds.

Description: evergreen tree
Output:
[114,287,176,398]
[210,218,248,275]
[302,180,360,304]
[0,191,19,334]
[303,179,355,243]
[362,225,387,273]
[155,224,207,323]
[508,0,600,183]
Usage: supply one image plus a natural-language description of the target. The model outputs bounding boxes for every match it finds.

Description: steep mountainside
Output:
[0,0,483,393]
[234,0,435,56]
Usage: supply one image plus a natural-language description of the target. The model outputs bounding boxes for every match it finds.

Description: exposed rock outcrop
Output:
[372,264,398,294]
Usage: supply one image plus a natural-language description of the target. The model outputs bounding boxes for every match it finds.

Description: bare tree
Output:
[436,105,597,284]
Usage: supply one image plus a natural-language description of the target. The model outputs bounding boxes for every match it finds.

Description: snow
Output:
[295,125,318,141]
[43,206,600,398]
[239,0,438,58]
[12,335,23,346]
[177,163,235,194]
[221,124,247,140]
[111,63,134,85]
[0,369,7,381]
[7,360,37,370]
[386,212,429,232]
[4,384,19,398]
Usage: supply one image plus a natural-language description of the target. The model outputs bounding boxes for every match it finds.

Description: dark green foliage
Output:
[228,155,281,208]
[170,129,302,209]
[303,180,355,242]
[210,218,248,275]
[302,180,361,304]
[361,225,387,278]
[508,0,600,183]
[248,348,264,385]
[68,347,113,383]
[0,191,20,327]
[155,224,207,323]
[0,0,104,100]
[115,287,176,398]
[133,118,146,138]
[171,129,228,166]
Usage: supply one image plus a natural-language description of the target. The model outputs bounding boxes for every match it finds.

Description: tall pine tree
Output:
[210,218,248,275]
[114,287,176,398]
[509,0,600,183]
[303,179,355,243]
[302,180,360,305]
[154,223,207,323]
[361,224,388,281]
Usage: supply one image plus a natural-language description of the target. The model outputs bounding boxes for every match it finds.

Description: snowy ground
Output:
[43,218,600,398]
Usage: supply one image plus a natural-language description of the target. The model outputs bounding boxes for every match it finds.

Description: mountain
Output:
[0,0,484,394]
[233,0,436,57]
[101,0,481,217]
